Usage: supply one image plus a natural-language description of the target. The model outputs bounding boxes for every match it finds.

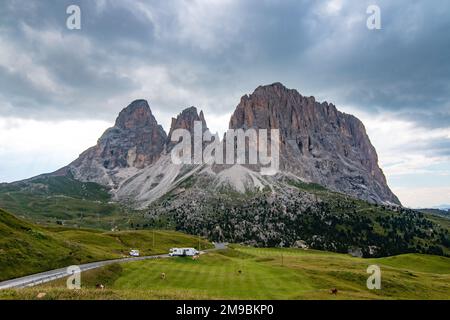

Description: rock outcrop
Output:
[168,107,207,138]
[64,99,167,186]
[229,83,400,205]
[167,106,208,150]
[114,106,209,207]
[55,83,399,205]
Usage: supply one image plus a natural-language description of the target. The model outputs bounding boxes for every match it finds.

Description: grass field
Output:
[3,245,449,300]
[0,175,151,230]
[0,208,211,281]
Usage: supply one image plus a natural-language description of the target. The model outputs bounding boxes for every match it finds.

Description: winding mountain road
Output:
[0,243,227,290]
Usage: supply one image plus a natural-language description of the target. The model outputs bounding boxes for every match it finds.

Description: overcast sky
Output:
[0,0,449,208]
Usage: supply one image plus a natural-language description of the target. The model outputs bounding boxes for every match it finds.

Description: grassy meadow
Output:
[3,245,449,300]
[0,175,150,230]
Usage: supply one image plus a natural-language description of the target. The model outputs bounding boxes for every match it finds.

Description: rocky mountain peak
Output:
[230,82,400,205]
[168,106,208,141]
[59,83,399,206]
[66,100,167,185]
[115,99,157,129]
[252,82,297,98]
[166,106,209,152]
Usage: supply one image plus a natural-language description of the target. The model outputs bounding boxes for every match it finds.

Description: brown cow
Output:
[330,288,338,295]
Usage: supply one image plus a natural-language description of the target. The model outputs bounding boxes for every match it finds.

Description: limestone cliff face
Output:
[65,99,167,186]
[229,83,400,205]
[57,83,399,205]
[101,99,167,169]
[166,106,209,154]
[169,107,207,134]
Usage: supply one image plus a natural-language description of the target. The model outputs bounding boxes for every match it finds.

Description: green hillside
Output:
[0,175,147,230]
[1,174,449,259]
[0,208,211,281]
[149,177,450,257]
[3,245,449,300]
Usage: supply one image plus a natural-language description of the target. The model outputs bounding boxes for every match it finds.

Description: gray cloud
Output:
[0,0,449,130]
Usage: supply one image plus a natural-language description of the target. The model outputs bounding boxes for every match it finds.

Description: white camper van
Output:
[169,248,199,257]
[129,249,140,257]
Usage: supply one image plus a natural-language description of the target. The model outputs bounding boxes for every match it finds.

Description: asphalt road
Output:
[0,242,227,290]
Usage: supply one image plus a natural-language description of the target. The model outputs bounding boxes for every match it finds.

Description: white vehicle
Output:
[169,248,199,257]
[129,249,140,257]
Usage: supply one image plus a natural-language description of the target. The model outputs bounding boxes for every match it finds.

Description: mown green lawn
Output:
[4,245,449,300]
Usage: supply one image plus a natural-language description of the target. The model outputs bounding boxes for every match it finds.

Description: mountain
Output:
[229,83,400,205]
[59,99,167,187]
[167,106,208,149]
[1,83,449,257]
[433,205,450,210]
[418,208,450,219]
[56,83,398,208]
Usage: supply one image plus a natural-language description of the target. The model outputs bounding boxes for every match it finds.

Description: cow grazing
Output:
[160,272,166,280]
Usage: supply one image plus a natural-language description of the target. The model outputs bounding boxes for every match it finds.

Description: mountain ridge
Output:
[54,82,399,207]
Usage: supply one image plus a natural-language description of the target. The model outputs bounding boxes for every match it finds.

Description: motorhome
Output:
[169,248,199,257]
[129,249,140,257]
